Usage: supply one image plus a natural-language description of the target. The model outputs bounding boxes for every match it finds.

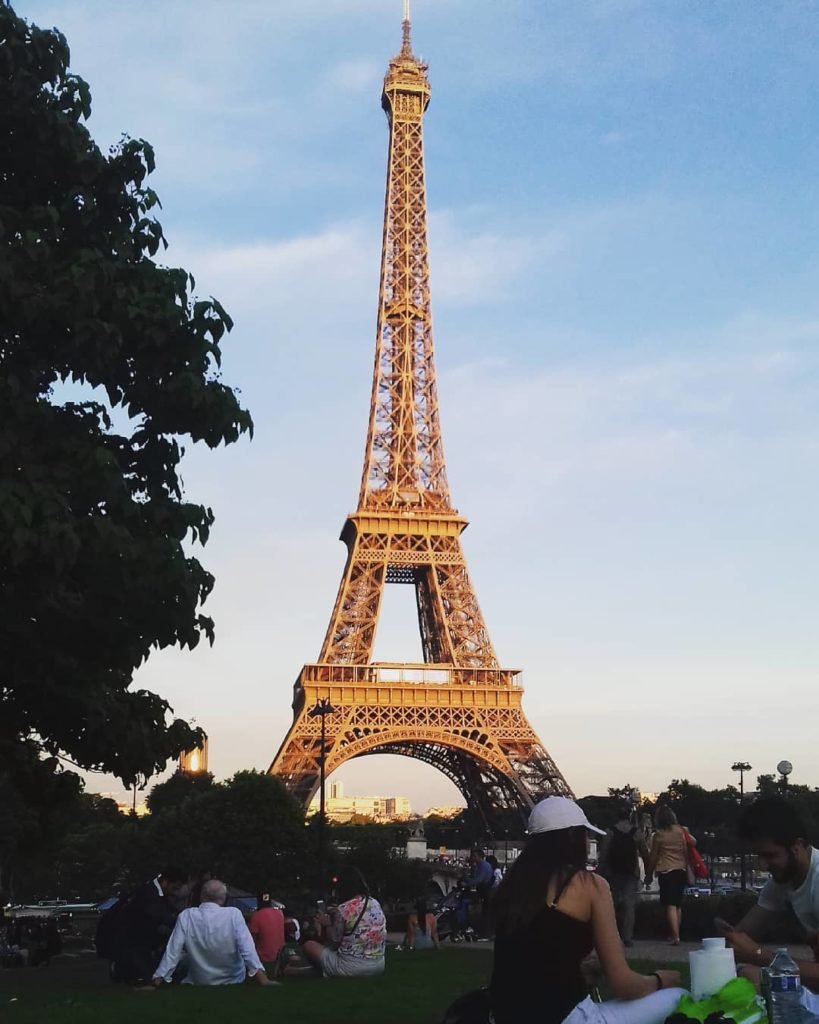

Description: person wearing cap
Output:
[490,797,686,1024]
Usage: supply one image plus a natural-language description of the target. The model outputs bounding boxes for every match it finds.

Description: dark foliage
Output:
[0,2,252,798]
[145,769,215,816]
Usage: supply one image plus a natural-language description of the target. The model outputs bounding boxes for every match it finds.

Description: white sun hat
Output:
[528,796,606,836]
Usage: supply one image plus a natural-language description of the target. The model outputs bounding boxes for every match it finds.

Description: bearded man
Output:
[723,797,819,991]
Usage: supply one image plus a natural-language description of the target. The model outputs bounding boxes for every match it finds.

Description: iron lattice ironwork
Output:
[269,16,572,832]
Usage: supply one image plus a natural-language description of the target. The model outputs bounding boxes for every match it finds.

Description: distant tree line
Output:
[2,769,427,908]
[580,776,819,854]
[5,771,816,907]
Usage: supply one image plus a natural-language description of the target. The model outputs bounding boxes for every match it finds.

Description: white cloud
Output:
[169,204,552,332]
[428,210,544,305]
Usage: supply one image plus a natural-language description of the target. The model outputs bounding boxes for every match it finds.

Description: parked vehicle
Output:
[712,884,742,896]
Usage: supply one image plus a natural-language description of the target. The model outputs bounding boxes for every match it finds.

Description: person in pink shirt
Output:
[249,892,285,969]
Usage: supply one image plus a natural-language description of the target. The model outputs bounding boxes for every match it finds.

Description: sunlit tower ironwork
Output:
[268,6,571,832]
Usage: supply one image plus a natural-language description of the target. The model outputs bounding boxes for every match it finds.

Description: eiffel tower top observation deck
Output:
[269,8,572,824]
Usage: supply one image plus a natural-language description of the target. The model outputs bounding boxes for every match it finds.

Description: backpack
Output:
[607,827,638,875]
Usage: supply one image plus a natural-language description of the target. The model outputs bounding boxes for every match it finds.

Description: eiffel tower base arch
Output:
[269,664,572,835]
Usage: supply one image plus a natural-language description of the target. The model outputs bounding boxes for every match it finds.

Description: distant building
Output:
[116,800,149,817]
[308,780,412,823]
[425,805,466,820]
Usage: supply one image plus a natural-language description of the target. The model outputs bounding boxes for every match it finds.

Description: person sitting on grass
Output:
[249,891,285,973]
[401,899,440,951]
[104,865,188,985]
[152,879,272,986]
[721,797,819,993]
[301,867,386,978]
[489,796,685,1024]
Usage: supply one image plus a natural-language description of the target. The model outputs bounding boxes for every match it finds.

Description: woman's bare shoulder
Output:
[563,869,608,899]
[587,872,611,899]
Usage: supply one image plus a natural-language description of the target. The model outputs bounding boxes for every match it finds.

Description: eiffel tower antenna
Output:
[401,0,412,55]
[269,16,571,831]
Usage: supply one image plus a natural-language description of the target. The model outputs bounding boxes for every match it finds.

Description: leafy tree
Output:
[607,783,639,804]
[0,3,252,787]
[146,769,215,815]
[20,791,132,901]
[757,774,780,797]
[577,794,621,831]
[330,840,430,906]
[141,772,306,896]
[422,811,472,851]
[0,739,84,901]
[661,779,742,838]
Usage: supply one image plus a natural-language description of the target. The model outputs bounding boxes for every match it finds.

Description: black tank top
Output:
[490,903,594,1024]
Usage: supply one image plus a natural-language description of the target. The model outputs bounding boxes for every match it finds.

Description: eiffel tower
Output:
[269,8,572,831]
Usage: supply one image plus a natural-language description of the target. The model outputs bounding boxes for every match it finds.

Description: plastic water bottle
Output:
[767,947,802,1024]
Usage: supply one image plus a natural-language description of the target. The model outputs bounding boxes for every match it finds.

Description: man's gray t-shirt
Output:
[758,846,819,932]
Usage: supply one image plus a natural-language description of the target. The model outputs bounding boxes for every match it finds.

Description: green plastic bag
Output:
[665,977,767,1024]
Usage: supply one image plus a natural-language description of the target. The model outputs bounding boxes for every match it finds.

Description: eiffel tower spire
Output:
[401,0,413,55]
[269,14,572,831]
[360,3,446,512]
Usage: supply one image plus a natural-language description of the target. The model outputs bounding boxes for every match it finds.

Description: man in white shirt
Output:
[152,879,272,986]
[723,798,819,991]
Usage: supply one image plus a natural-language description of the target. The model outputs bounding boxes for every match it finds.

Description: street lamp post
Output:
[309,697,336,890]
[731,761,752,891]
[777,760,793,797]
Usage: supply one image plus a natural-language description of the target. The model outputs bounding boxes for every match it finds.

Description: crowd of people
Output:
[97,865,386,987]
[93,792,819,1024]
[596,801,697,947]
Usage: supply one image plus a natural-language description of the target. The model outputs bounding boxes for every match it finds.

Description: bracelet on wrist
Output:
[653,971,663,990]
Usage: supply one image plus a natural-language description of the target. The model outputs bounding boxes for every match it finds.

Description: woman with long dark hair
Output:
[489,797,685,1024]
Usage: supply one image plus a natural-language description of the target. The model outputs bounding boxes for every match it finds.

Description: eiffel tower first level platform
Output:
[268,10,572,832]
[272,661,571,830]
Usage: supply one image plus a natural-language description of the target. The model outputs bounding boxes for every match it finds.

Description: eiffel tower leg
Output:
[319,533,386,664]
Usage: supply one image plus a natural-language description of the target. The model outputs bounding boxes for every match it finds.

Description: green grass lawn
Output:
[2,950,689,1024]
[3,947,491,1024]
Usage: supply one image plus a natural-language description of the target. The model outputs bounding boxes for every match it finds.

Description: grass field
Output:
[2,949,688,1024]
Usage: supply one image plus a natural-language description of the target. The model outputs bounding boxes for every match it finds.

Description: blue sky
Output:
[23,0,819,811]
